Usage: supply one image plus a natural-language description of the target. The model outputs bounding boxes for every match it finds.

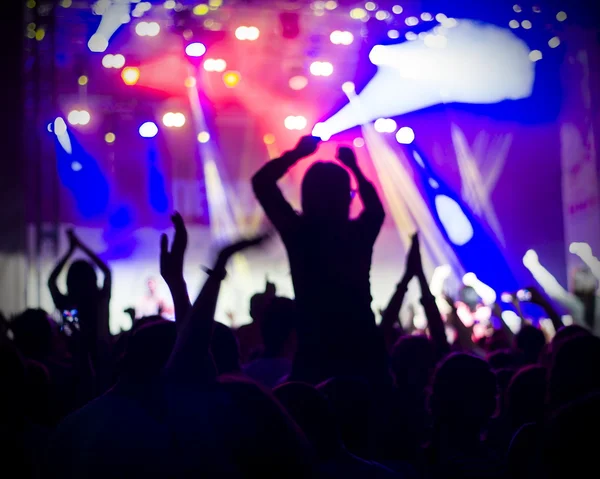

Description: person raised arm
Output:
[70,230,112,296]
[411,234,450,359]
[165,234,268,384]
[48,231,77,311]
[337,146,385,230]
[252,136,320,233]
[570,242,600,282]
[160,212,191,327]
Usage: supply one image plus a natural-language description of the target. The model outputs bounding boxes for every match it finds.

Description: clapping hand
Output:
[293,136,321,158]
[337,146,358,170]
[406,233,424,278]
[160,212,188,286]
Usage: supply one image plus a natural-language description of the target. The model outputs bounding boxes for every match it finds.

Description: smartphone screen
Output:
[62,309,79,330]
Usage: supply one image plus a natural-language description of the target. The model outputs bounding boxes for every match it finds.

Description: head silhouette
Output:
[507,365,546,431]
[261,297,297,358]
[515,325,545,364]
[301,162,351,223]
[391,334,435,395]
[10,309,53,360]
[66,259,98,302]
[429,353,497,432]
[211,322,241,375]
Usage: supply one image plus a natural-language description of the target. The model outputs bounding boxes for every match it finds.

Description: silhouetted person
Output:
[507,365,546,433]
[425,353,502,479]
[244,296,297,387]
[253,136,386,383]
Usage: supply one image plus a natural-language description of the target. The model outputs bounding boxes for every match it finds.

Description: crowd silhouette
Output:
[1,136,599,478]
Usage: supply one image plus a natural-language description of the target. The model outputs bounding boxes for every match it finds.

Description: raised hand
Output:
[216,234,269,268]
[336,146,358,170]
[66,228,78,252]
[293,136,321,158]
[160,212,188,286]
[406,233,424,278]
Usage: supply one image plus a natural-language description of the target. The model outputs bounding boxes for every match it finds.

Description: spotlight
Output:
[375,11,390,21]
[289,75,308,90]
[392,5,403,14]
[529,50,542,62]
[78,75,88,86]
[102,54,114,68]
[222,71,241,88]
[197,131,210,143]
[388,30,399,39]
[350,8,367,19]
[235,26,260,41]
[185,42,206,57]
[136,22,149,36]
[509,20,519,29]
[263,133,275,145]
[521,20,532,29]
[421,12,433,21]
[163,112,175,127]
[311,122,331,141]
[203,58,227,72]
[113,54,125,68]
[365,2,377,11]
[284,116,307,131]
[309,61,333,77]
[146,22,160,37]
[105,132,116,144]
[396,127,415,144]
[556,11,567,22]
[548,36,560,48]
[374,118,396,133]
[67,110,91,126]
[139,121,158,138]
[121,67,140,85]
[405,16,419,26]
[173,113,186,127]
[185,76,197,88]
[353,138,365,148]
[54,117,67,136]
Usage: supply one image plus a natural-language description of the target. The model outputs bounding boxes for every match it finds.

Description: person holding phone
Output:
[48,229,112,392]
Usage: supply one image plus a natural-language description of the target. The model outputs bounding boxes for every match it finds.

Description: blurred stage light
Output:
[54,117,67,136]
[163,112,186,128]
[136,22,149,36]
[185,76,197,88]
[392,5,402,14]
[235,26,259,40]
[78,75,88,86]
[325,1,337,10]
[556,11,567,22]
[204,58,227,72]
[311,122,331,140]
[396,127,415,144]
[375,11,390,21]
[521,20,532,29]
[197,131,210,143]
[509,20,519,29]
[548,36,560,48]
[353,138,365,148]
[222,71,241,88]
[421,12,433,21]
[284,116,307,131]
[102,54,114,68]
[139,121,158,138]
[146,22,160,37]
[164,0,176,8]
[330,30,353,45]
[112,54,125,68]
[405,16,419,26]
[513,5,522,13]
[193,4,209,15]
[67,110,91,126]
[342,81,355,94]
[374,118,397,133]
[529,50,542,61]
[405,32,417,41]
[365,2,377,11]
[316,20,535,137]
[71,161,83,171]
[309,61,333,77]
[289,75,308,90]
[121,67,140,85]
[105,132,116,144]
[88,33,108,52]
[350,8,367,19]
[388,30,399,39]
[185,42,206,57]
[263,133,275,145]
